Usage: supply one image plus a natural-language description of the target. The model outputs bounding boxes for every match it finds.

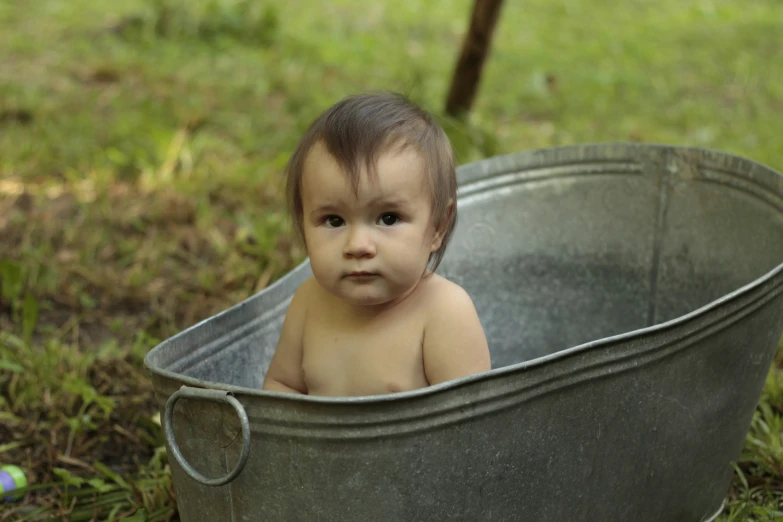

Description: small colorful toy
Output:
[0,465,27,502]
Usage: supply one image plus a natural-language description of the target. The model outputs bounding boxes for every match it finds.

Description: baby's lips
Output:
[344,271,381,279]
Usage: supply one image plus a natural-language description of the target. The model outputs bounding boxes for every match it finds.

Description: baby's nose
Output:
[344,227,376,258]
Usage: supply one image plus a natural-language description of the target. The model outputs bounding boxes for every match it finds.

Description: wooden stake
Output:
[445,0,505,118]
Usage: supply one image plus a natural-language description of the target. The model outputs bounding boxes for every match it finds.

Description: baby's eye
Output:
[324,215,345,228]
[378,213,400,226]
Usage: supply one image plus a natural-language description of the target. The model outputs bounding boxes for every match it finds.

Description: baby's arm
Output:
[422,283,491,386]
[262,281,311,394]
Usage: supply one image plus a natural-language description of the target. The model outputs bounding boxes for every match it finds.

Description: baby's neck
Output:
[340,275,431,320]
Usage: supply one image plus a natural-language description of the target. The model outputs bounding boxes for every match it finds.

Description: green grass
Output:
[1,0,782,519]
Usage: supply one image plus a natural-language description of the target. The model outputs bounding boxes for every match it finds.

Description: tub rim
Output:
[143,141,783,405]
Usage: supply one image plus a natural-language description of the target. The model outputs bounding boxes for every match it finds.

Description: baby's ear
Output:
[430,199,454,252]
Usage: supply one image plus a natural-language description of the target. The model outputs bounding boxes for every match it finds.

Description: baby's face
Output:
[300,142,443,307]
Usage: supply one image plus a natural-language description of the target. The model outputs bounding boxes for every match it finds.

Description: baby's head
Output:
[284,92,457,306]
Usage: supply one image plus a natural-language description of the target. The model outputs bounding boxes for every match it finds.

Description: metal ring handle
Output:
[163,385,251,487]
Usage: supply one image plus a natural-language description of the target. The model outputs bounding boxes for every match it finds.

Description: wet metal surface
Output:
[145,143,783,522]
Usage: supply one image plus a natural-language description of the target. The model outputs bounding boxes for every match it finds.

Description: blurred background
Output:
[1,0,781,520]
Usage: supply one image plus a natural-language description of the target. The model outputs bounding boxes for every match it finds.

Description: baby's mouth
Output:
[346,271,378,278]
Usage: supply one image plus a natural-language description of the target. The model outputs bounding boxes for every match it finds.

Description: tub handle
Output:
[163,385,251,487]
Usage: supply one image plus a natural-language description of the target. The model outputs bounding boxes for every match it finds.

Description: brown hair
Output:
[284,91,457,273]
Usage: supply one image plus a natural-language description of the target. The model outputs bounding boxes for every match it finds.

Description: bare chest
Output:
[301,309,428,396]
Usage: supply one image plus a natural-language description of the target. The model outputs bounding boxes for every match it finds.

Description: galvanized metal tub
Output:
[144,143,783,522]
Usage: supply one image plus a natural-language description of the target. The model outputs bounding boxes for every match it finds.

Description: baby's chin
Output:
[325,281,410,308]
[334,289,399,307]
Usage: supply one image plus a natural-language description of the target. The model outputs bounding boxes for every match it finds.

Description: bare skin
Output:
[264,272,490,396]
[262,143,491,396]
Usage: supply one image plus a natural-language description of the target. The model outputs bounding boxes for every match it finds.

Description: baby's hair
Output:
[284,91,457,273]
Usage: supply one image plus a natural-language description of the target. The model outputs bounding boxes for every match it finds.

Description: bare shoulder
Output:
[289,275,318,312]
[280,275,325,331]
[421,274,476,313]
[421,275,491,386]
[261,276,318,394]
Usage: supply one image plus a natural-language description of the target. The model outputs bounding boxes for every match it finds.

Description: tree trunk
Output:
[445,0,504,118]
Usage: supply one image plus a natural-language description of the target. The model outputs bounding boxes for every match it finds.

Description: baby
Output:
[262,92,491,396]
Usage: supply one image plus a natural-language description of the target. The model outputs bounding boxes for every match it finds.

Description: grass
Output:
[1,0,782,519]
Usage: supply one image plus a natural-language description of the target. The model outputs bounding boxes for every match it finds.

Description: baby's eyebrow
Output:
[310,203,341,217]
[308,197,410,217]
[366,195,410,208]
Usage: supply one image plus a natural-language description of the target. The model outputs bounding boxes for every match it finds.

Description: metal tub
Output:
[144,143,783,522]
